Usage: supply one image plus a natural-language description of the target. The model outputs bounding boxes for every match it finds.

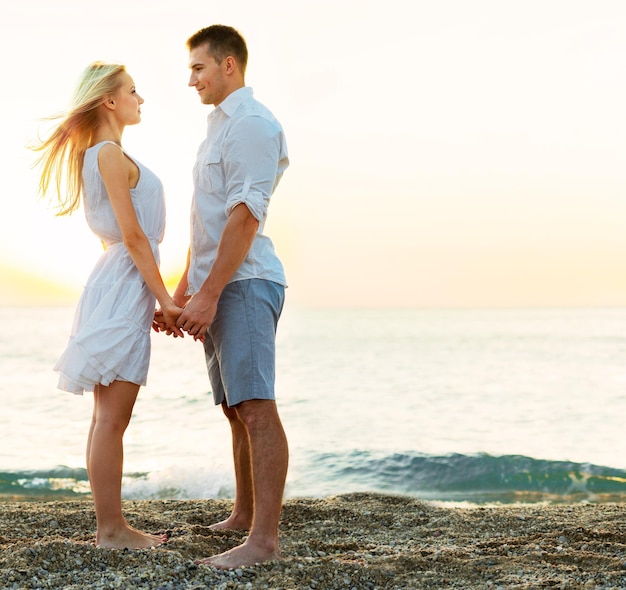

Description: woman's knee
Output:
[93,413,131,435]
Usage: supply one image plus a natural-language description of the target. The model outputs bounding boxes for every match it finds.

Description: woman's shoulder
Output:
[85,140,119,166]
[94,142,129,175]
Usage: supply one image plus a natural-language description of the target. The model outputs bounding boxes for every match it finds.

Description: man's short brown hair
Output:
[187,25,248,73]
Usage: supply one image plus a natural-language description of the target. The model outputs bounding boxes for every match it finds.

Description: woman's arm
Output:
[154,247,192,336]
[98,143,183,335]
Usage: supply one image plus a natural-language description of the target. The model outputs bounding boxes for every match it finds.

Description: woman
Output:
[33,62,183,549]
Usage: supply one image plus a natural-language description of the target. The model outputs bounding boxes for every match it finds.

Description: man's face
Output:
[188,44,227,106]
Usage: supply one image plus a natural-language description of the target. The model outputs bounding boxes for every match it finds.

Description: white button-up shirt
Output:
[187,87,289,294]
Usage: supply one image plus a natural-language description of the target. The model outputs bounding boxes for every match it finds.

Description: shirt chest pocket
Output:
[194,146,224,192]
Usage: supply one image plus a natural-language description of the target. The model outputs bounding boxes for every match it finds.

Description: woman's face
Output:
[113,71,144,125]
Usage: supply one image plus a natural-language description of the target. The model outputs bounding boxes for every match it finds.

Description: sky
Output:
[1,0,626,308]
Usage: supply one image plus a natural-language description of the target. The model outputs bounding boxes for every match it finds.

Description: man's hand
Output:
[176,292,218,342]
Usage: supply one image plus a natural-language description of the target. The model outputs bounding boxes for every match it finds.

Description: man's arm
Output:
[176,203,259,339]
[173,247,193,308]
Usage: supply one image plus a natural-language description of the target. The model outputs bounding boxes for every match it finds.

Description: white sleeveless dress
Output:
[54,141,166,395]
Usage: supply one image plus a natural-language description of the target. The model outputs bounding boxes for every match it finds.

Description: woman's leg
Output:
[86,393,97,489]
[89,380,165,548]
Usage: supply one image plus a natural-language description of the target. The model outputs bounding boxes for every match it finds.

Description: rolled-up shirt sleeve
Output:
[223,115,284,222]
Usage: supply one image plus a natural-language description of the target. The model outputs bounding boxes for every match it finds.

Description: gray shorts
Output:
[203,279,285,407]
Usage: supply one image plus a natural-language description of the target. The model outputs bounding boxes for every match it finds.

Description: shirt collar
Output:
[216,86,253,117]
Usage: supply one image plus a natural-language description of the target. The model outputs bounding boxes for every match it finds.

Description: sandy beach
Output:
[2,493,626,589]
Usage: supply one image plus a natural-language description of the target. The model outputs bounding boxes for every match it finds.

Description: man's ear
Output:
[224,56,236,75]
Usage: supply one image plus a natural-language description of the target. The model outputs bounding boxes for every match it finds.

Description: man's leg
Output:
[239,399,289,548]
[210,402,254,530]
[197,398,288,568]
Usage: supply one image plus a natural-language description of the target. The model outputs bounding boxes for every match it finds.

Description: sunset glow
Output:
[2,0,626,308]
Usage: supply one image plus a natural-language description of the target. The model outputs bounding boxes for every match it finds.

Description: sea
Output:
[2,305,626,506]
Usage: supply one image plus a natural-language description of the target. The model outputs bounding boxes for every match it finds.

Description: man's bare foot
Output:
[209,514,251,531]
[96,525,167,549]
[195,538,280,569]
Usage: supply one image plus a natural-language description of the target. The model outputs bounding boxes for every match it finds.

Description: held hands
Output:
[175,292,217,342]
[153,293,216,342]
[152,304,185,338]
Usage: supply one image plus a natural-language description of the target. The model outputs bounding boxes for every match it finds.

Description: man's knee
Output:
[235,399,278,430]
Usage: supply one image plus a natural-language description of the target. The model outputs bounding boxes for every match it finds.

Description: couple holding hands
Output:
[33,25,289,570]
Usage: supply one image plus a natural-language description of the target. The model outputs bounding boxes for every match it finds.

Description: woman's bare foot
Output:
[96,525,167,549]
[195,538,280,569]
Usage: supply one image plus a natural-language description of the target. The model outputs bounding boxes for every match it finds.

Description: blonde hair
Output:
[32,62,126,215]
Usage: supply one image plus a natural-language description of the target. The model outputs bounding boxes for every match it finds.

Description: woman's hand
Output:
[153,304,185,338]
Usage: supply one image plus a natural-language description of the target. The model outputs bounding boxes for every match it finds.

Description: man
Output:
[173,25,290,569]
